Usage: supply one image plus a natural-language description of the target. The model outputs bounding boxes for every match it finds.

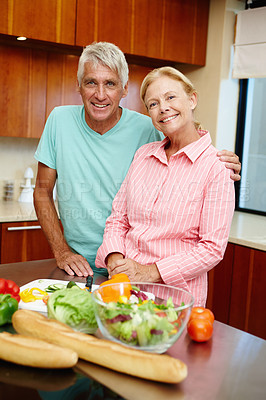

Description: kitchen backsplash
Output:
[0,137,38,202]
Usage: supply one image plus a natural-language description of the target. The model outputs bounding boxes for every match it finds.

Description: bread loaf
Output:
[0,331,78,368]
[12,309,187,383]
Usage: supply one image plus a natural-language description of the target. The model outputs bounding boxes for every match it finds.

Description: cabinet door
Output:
[0,222,54,264]
[0,45,47,138]
[0,0,76,45]
[133,0,164,59]
[206,243,234,323]
[162,0,209,65]
[229,245,266,339]
[76,0,132,52]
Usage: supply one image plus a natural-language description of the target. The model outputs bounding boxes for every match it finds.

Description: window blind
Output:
[232,7,266,79]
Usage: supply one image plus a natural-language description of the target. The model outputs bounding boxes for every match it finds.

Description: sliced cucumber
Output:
[44,283,67,292]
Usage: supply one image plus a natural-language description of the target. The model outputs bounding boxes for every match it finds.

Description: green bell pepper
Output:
[0,293,18,326]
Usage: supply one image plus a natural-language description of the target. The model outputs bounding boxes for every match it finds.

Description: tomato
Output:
[189,307,215,324]
[42,295,50,305]
[156,311,167,318]
[187,318,213,342]
[6,280,20,296]
[0,279,7,293]
[0,279,20,303]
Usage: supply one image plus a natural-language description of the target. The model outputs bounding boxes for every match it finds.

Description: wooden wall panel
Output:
[120,64,152,114]
[46,53,83,119]
[28,50,47,138]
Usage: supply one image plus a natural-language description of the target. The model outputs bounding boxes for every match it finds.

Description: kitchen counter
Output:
[1,201,265,251]
[229,211,266,251]
[0,259,266,400]
[0,200,37,222]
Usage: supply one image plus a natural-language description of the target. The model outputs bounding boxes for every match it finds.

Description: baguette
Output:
[0,331,78,369]
[12,309,187,383]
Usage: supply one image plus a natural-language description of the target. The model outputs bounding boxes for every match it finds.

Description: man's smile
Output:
[92,103,109,108]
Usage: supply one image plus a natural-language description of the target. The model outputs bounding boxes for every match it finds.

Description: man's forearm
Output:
[34,191,69,258]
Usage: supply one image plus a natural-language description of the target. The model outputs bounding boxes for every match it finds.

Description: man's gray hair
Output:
[77,42,129,88]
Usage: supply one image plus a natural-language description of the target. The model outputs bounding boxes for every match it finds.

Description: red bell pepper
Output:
[0,278,20,303]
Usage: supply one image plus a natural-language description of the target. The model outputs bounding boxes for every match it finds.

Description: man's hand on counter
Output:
[55,250,93,277]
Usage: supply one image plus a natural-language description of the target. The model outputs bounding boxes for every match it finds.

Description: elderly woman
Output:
[95,67,235,306]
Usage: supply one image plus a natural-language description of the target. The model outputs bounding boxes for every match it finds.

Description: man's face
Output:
[79,63,128,134]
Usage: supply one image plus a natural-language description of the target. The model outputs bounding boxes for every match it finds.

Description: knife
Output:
[85,275,93,292]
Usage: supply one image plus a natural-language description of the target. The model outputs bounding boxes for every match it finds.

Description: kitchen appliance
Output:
[18,167,34,203]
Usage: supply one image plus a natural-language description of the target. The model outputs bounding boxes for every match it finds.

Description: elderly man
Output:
[34,42,241,278]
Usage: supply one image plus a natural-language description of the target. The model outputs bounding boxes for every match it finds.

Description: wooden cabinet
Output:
[76,0,210,65]
[0,0,76,45]
[0,45,47,138]
[207,243,266,340]
[0,221,54,264]
[0,45,83,138]
[0,0,209,65]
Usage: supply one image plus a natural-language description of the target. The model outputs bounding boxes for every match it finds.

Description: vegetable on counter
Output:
[187,307,215,342]
[0,278,20,303]
[95,288,183,347]
[47,286,98,334]
[99,273,132,303]
[20,287,48,303]
[0,294,19,326]
[44,283,67,293]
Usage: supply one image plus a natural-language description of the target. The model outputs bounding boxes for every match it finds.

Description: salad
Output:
[95,286,185,347]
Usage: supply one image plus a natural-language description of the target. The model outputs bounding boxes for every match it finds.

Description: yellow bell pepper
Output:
[20,288,48,303]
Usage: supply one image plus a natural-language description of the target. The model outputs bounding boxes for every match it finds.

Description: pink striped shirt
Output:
[96,131,235,306]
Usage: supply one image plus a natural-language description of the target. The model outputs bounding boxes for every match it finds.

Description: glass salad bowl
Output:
[92,282,194,353]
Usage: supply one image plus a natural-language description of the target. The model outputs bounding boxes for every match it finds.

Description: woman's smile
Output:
[160,114,179,123]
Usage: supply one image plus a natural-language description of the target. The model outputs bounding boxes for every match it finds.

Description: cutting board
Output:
[19,279,98,314]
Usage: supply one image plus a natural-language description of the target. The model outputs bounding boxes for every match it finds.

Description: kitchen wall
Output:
[0,0,245,202]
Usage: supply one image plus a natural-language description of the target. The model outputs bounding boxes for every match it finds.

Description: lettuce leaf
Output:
[47,287,97,334]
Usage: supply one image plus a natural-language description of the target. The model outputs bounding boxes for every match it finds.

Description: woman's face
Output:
[144,76,197,136]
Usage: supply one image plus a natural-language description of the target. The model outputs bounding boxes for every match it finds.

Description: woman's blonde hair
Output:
[140,66,201,129]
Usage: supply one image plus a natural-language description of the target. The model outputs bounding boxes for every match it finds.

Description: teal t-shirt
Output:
[34,105,163,274]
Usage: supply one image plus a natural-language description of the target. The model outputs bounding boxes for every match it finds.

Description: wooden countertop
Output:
[0,259,265,400]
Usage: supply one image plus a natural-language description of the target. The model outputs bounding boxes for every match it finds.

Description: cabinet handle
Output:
[7,225,42,231]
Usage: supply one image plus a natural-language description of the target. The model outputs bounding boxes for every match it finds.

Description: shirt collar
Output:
[145,130,212,164]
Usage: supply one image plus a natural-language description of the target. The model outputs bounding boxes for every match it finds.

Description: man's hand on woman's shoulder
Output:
[217,150,241,181]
